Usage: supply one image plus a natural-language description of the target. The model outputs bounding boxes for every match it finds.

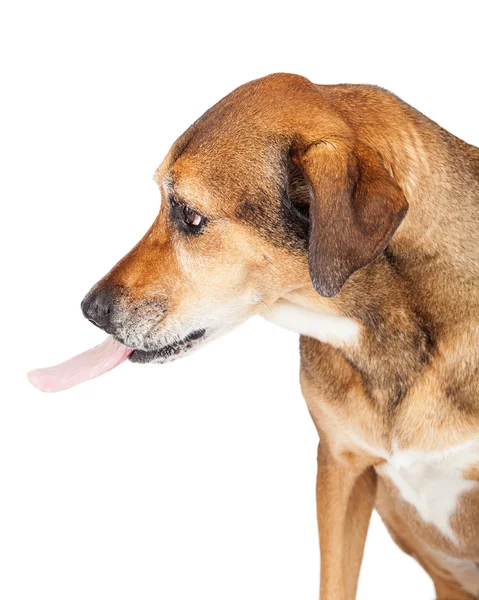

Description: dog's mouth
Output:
[128,328,207,364]
[27,328,208,393]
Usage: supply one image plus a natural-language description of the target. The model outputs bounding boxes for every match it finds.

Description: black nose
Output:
[81,287,115,330]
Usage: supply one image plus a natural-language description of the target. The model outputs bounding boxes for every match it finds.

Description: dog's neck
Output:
[268,92,479,411]
[268,278,431,412]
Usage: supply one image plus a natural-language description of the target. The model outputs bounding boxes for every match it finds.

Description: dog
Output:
[80,73,479,599]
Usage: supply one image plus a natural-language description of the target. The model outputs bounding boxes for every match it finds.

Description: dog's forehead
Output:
[167,142,283,215]
[154,73,345,212]
[158,113,286,212]
[175,126,281,182]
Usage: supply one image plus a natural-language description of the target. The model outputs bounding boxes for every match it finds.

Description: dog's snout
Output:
[81,287,116,330]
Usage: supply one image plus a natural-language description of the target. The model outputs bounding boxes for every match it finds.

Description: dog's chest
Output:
[376,441,479,543]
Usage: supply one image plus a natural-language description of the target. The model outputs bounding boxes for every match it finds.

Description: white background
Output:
[1,1,478,599]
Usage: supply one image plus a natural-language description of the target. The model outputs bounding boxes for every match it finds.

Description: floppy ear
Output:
[293,139,408,297]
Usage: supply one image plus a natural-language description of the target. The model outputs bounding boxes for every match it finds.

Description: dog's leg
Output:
[316,442,377,600]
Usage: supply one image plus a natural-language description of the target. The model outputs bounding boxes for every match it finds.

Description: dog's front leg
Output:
[316,442,377,600]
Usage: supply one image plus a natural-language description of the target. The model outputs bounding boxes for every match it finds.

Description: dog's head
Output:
[81,73,408,363]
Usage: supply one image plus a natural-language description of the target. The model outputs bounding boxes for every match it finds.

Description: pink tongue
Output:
[27,336,133,393]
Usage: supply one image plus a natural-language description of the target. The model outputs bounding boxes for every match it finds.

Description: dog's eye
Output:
[169,196,205,233]
[183,206,202,227]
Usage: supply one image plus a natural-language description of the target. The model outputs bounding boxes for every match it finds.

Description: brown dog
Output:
[81,74,479,599]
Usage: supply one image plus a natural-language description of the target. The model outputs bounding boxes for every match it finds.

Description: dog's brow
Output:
[153,172,174,196]
[158,175,193,209]
[162,174,174,193]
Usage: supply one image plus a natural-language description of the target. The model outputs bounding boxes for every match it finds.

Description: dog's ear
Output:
[293,139,408,297]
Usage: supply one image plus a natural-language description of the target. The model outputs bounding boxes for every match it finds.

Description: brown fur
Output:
[82,74,479,599]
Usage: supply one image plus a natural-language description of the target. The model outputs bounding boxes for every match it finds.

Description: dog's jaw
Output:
[128,328,207,364]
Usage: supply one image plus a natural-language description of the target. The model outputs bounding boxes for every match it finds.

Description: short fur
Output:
[82,74,479,599]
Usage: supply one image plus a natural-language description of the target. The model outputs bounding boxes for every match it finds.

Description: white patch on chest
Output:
[430,550,479,596]
[263,301,360,348]
[376,441,479,543]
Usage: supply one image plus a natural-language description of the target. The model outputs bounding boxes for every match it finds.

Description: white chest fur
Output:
[376,441,479,543]
[263,300,360,348]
